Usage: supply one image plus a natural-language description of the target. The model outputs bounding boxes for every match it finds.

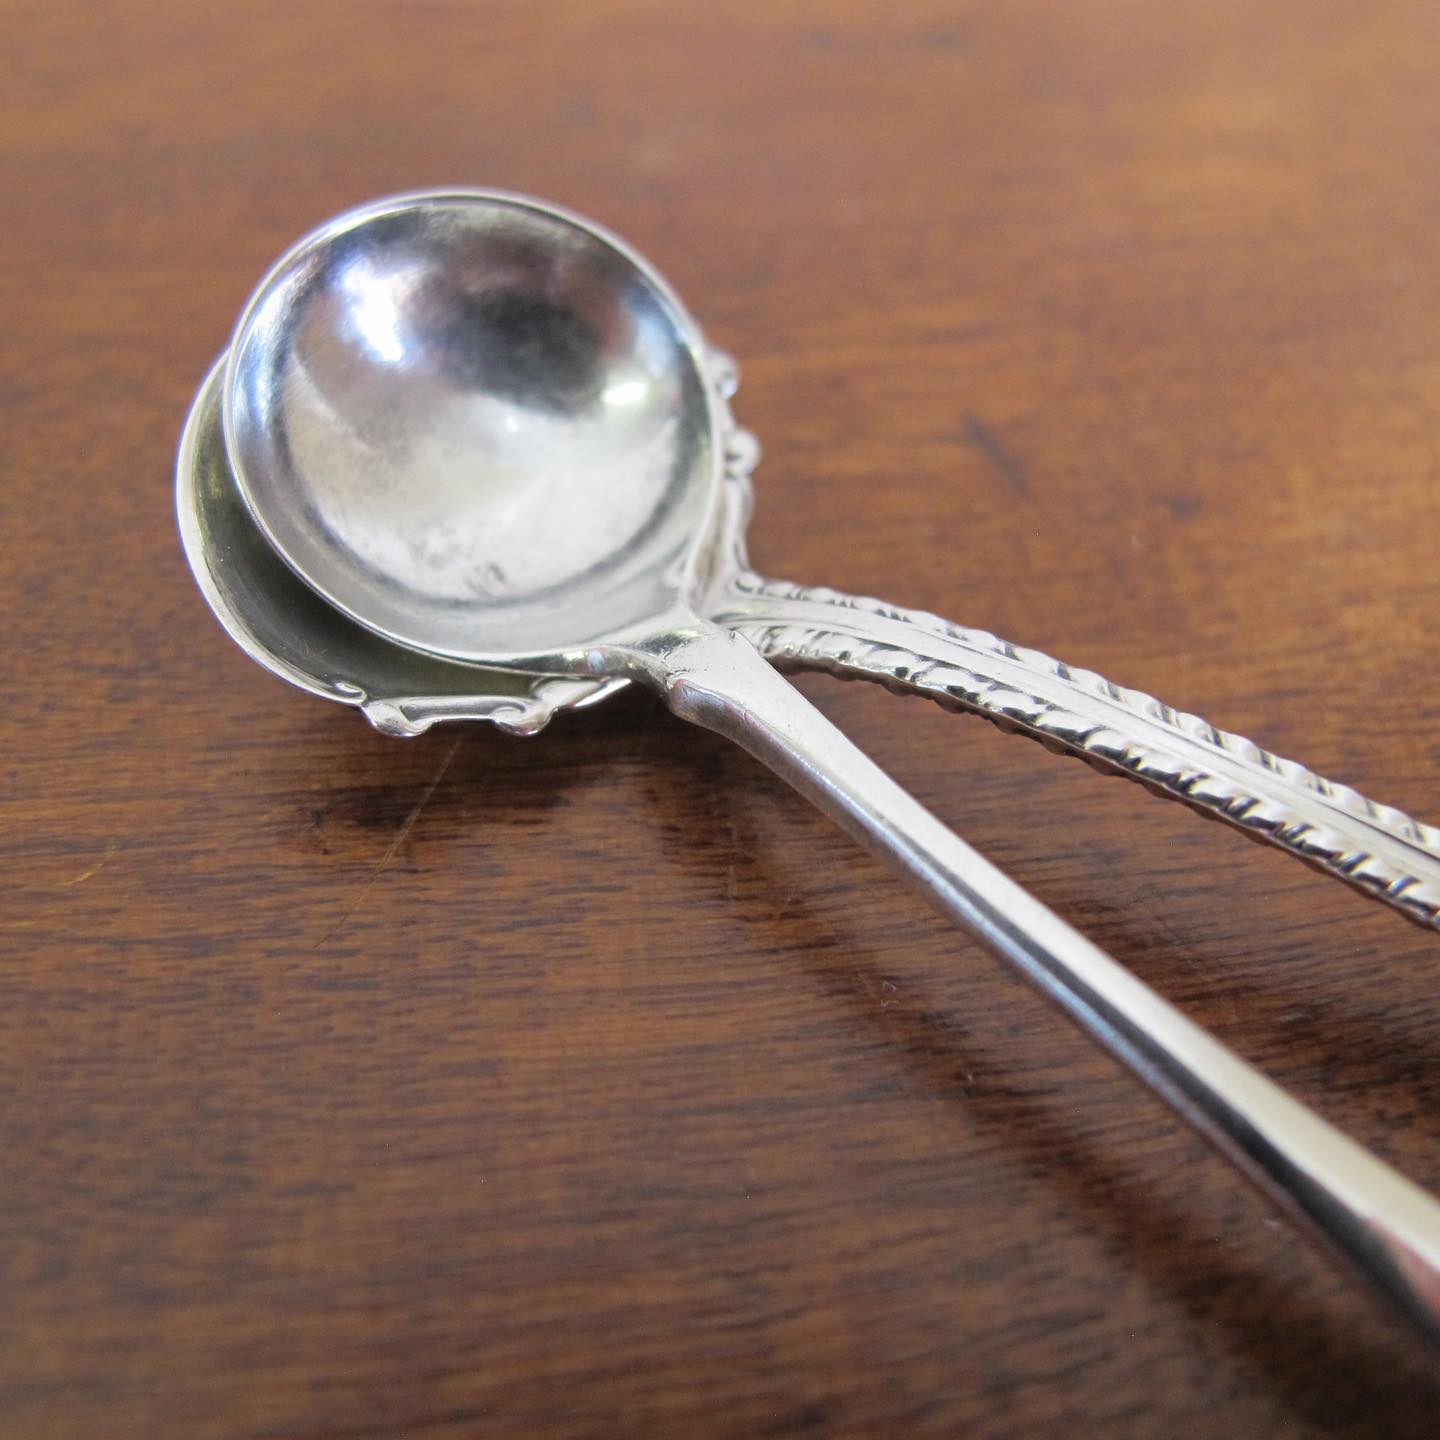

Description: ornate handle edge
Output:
[719,573,1440,931]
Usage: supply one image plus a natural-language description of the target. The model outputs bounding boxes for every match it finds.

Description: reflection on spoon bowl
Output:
[178,355,624,736]
[223,189,724,665]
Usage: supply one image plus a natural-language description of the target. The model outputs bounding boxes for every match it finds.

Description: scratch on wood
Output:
[57,841,120,887]
[314,735,463,948]
[961,413,1029,497]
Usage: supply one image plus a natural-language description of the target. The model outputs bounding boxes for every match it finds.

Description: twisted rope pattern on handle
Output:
[724,572,1440,930]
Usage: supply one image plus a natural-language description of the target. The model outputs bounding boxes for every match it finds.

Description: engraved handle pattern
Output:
[717,572,1440,930]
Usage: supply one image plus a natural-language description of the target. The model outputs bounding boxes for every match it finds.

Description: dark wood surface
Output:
[5,2,1440,1435]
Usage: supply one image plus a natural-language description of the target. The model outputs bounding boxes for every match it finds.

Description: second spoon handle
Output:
[714,572,1440,930]
[630,624,1440,1350]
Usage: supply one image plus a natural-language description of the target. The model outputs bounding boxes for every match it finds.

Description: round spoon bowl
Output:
[224,190,723,665]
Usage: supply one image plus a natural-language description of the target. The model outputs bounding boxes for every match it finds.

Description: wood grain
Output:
[3,2,1440,1435]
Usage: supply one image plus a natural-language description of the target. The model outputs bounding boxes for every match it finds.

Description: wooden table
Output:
[5,2,1440,1434]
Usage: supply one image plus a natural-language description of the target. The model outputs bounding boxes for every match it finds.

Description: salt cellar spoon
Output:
[183,189,1440,1347]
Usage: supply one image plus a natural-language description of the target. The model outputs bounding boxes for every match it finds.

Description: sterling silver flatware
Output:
[179,189,1440,1347]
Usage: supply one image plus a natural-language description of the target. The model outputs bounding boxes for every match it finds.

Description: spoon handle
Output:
[714,572,1440,930]
[631,625,1440,1350]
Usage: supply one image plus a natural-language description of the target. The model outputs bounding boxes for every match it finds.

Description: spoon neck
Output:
[587,615,735,693]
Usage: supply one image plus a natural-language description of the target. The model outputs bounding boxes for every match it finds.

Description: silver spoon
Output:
[187,188,1440,1345]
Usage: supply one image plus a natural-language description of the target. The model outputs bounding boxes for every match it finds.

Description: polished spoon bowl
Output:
[223,190,722,666]
[193,189,1440,1345]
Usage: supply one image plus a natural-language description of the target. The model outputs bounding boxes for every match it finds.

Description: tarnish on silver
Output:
[179,189,1440,1349]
